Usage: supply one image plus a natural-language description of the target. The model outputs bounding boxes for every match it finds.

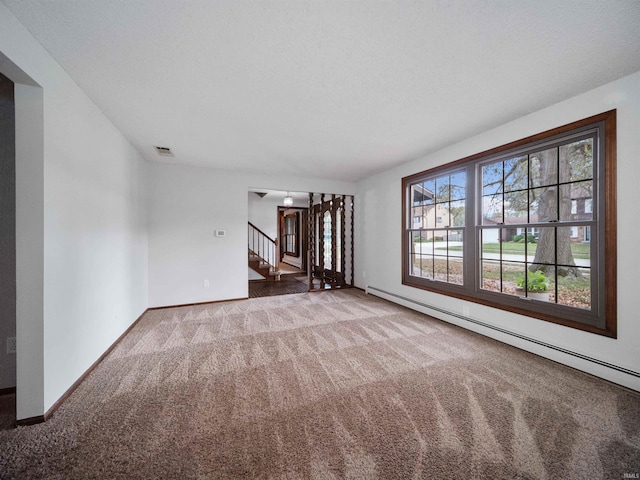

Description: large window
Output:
[402,111,616,337]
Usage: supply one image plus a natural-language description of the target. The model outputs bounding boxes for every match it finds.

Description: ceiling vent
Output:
[154,146,174,157]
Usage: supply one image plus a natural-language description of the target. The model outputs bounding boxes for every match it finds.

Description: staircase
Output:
[248,222,281,281]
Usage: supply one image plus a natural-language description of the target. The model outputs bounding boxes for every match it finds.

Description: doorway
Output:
[278,206,307,274]
[247,189,354,298]
[0,71,17,429]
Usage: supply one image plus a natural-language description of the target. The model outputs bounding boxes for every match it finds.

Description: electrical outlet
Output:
[203,279,210,288]
[6,337,16,354]
[462,305,470,317]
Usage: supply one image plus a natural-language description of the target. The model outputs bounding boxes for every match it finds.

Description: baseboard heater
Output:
[366,286,640,380]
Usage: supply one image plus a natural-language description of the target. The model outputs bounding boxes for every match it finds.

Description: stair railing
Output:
[248,222,277,271]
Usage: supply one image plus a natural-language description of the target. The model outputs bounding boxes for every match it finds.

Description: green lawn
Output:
[444,241,590,259]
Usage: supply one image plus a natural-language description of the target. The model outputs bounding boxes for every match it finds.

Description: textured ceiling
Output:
[4,1,640,182]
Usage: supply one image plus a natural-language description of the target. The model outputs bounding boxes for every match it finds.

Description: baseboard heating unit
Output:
[366,286,640,383]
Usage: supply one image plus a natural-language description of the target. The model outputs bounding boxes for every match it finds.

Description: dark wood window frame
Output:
[402,110,617,337]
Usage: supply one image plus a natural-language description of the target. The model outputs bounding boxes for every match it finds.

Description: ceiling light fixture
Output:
[283,192,293,207]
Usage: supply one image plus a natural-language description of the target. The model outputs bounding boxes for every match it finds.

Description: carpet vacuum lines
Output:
[0,289,639,479]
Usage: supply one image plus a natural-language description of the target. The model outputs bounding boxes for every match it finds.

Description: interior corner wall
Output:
[1,4,149,419]
[148,162,353,308]
[0,72,16,391]
[355,70,640,391]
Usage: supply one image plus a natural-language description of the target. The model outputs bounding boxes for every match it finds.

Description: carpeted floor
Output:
[1,289,638,479]
[0,394,15,431]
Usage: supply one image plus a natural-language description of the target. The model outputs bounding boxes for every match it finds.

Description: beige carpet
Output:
[1,290,638,479]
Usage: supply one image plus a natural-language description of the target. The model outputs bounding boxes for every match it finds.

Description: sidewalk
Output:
[413,241,590,267]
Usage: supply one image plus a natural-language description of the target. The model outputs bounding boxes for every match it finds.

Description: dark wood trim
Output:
[604,110,617,337]
[0,386,16,396]
[308,192,314,291]
[401,110,617,338]
[280,261,299,269]
[340,196,346,280]
[16,415,44,427]
[16,308,149,426]
[402,109,618,183]
[300,209,308,272]
[331,195,337,288]
[350,195,355,287]
[307,284,355,294]
[319,194,325,289]
[148,297,248,310]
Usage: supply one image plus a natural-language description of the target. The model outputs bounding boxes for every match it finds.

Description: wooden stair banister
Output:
[248,222,279,280]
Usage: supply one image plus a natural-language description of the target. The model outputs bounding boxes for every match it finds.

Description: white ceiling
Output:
[4,1,640,182]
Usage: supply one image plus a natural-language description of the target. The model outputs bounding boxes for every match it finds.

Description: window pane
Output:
[557,226,591,268]
[481,258,501,292]
[504,190,528,224]
[559,184,573,222]
[504,261,526,296]
[529,227,554,265]
[481,228,500,258]
[557,267,591,310]
[417,231,432,256]
[447,228,464,245]
[411,205,422,226]
[521,265,554,303]
[530,187,558,222]
[412,181,435,206]
[448,257,464,285]
[434,256,447,282]
[503,155,528,192]
[529,148,558,188]
[559,138,593,183]
[501,233,527,263]
[450,200,465,226]
[410,184,424,206]
[450,171,466,200]
[560,181,593,221]
[482,162,503,195]
[323,211,332,269]
[435,175,450,203]
[420,255,434,279]
[422,179,435,204]
[422,205,436,227]
[482,194,503,224]
[584,198,593,214]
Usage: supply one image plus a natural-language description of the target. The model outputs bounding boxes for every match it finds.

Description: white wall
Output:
[1,4,149,418]
[356,70,640,391]
[248,193,284,241]
[148,162,353,307]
